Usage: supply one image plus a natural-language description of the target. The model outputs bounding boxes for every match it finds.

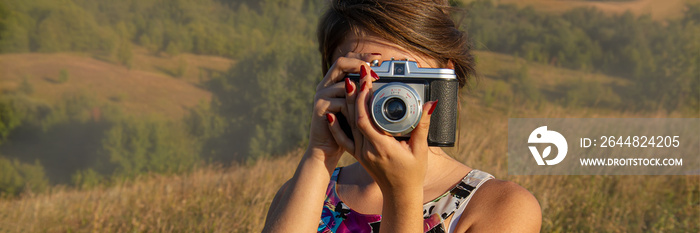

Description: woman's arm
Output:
[262,55,374,233]
[378,186,425,233]
[262,149,337,232]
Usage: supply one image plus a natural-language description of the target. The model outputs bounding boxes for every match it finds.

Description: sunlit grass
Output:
[0,153,298,232]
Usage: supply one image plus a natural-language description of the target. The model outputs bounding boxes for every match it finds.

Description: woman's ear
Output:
[447,60,455,69]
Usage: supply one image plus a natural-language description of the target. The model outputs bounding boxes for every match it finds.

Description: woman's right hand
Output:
[306,53,382,173]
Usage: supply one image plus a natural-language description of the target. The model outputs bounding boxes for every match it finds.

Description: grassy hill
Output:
[0,48,233,119]
[0,50,695,232]
[464,0,700,20]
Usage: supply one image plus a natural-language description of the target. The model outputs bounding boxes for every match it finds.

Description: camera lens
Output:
[383,98,407,121]
[370,82,422,136]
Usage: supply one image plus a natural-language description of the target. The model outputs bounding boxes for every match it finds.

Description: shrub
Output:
[19,76,34,95]
[0,157,48,197]
[58,69,69,83]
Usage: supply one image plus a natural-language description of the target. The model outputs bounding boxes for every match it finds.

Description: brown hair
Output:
[317,0,476,89]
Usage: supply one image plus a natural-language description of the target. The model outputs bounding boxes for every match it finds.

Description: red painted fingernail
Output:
[360,65,368,78]
[326,113,334,124]
[360,81,367,92]
[370,70,379,81]
[345,78,354,93]
[371,53,382,56]
[428,100,439,115]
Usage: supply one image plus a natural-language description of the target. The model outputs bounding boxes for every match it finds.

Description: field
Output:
[0,47,232,119]
[0,0,698,231]
[0,50,696,232]
[464,0,700,20]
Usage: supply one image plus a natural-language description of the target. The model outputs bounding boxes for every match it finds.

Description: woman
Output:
[263,1,541,232]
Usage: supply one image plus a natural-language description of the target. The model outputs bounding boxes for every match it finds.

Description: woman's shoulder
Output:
[458,177,542,232]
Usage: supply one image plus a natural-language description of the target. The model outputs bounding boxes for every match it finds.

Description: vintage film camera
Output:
[343,59,459,147]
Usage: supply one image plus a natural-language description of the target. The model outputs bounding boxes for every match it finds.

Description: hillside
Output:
[0,48,233,119]
[474,50,628,88]
[0,49,630,120]
[464,0,700,20]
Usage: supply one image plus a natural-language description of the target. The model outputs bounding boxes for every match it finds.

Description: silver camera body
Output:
[346,59,459,147]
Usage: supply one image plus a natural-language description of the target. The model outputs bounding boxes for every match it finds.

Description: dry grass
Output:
[0,153,299,233]
[128,47,234,86]
[0,101,696,232]
[463,0,700,21]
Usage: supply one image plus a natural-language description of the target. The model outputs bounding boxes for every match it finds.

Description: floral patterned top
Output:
[317,167,494,233]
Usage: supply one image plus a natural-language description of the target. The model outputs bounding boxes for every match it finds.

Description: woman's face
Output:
[331,32,443,69]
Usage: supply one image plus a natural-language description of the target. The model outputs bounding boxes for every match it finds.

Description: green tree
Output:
[115,22,133,68]
[0,97,21,144]
[204,41,319,162]
[197,0,321,162]
[18,76,34,95]
[71,168,103,189]
[103,117,200,178]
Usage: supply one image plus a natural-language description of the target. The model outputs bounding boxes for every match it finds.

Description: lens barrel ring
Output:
[370,82,422,136]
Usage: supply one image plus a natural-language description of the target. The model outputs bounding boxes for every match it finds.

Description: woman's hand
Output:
[307,53,382,173]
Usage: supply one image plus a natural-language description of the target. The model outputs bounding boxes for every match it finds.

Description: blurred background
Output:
[0,0,697,232]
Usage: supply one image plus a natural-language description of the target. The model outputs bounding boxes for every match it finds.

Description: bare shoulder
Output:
[458,179,542,233]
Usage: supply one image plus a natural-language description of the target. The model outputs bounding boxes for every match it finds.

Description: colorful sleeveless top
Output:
[317,167,494,233]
